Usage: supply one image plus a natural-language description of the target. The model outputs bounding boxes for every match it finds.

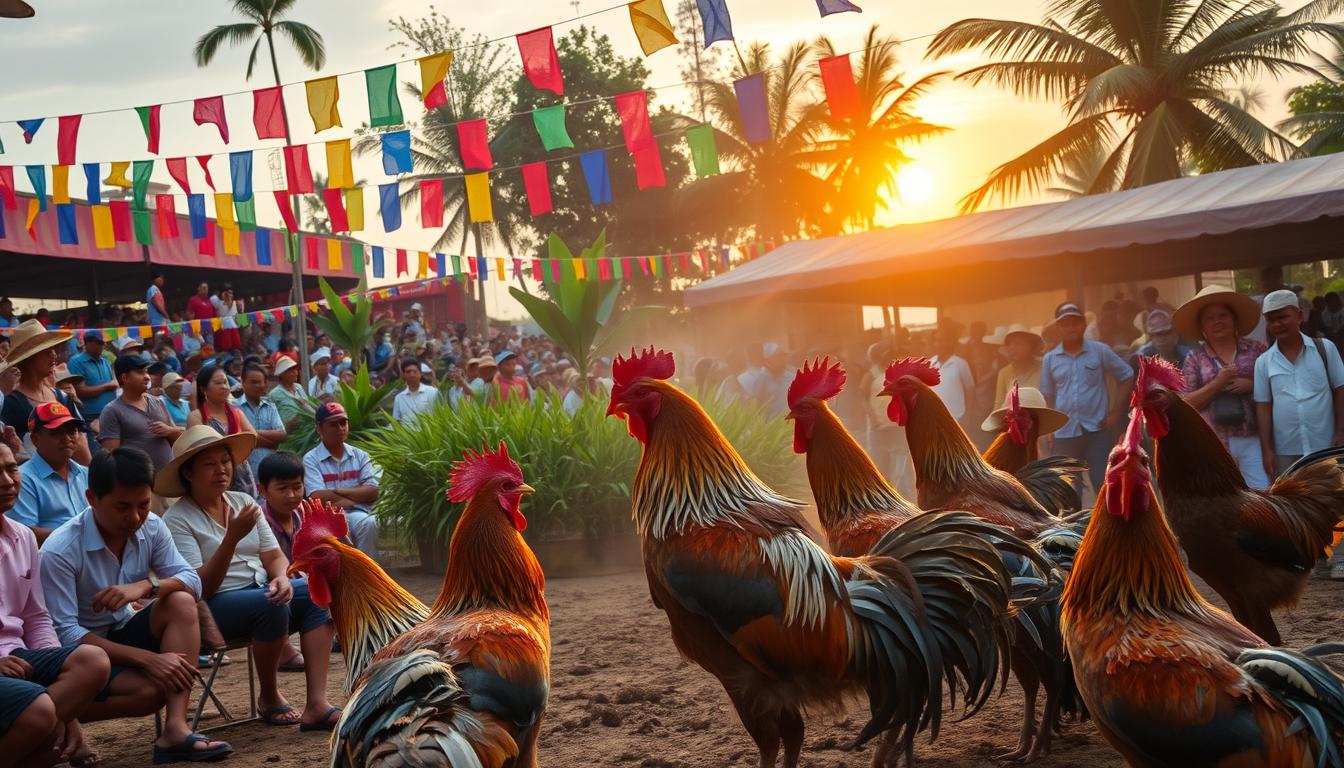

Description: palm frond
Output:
[275,19,326,70]
[193,23,260,67]
[958,111,1117,212]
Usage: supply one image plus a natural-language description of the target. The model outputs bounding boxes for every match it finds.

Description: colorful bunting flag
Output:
[166,157,191,194]
[193,96,229,143]
[135,105,162,154]
[0,167,15,210]
[52,165,70,205]
[685,124,720,177]
[197,155,216,190]
[417,251,429,279]
[371,245,385,278]
[108,201,131,242]
[132,160,153,208]
[104,162,131,189]
[816,0,862,15]
[613,91,654,152]
[18,119,44,145]
[223,218,240,253]
[381,130,413,174]
[818,54,859,121]
[229,151,253,202]
[326,238,342,270]
[25,199,39,238]
[274,190,298,231]
[365,64,403,127]
[345,188,364,232]
[579,150,611,206]
[326,139,353,189]
[379,182,401,232]
[283,145,314,193]
[187,194,207,238]
[252,86,288,140]
[531,105,573,151]
[56,204,77,245]
[734,74,772,144]
[633,143,666,189]
[628,0,678,55]
[395,248,408,277]
[517,27,564,94]
[234,195,256,231]
[438,253,448,279]
[322,187,349,232]
[465,173,493,222]
[57,115,81,165]
[91,204,115,248]
[255,228,272,265]
[419,52,453,110]
[420,179,444,227]
[306,77,341,132]
[25,166,46,211]
[83,163,101,205]
[214,192,236,230]
[304,235,319,268]
[456,119,492,171]
[520,161,552,217]
[695,0,734,46]
[156,194,178,237]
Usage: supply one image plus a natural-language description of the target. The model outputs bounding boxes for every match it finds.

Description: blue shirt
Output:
[67,351,115,417]
[39,507,202,646]
[235,396,285,476]
[147,285,167,325]
[161,396,190,427]
[1040,340,1134,438]
[12,453,89,532]
[304,442,380,515]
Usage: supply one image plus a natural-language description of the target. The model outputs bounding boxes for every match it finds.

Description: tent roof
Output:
[686,153,1344,308]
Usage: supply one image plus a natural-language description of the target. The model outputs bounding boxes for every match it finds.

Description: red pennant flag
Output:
[273,190,298,231]
[531,259,542,281]
[633,144,666,189]
[200,221,217,256]
[456,119,493,171]
[598,258,613,281]
[679,252,691,272]
[613,91,653,152]
[818,54,860,121]
[516,27,564,94]
[193,96,230,143]
[166,158,191,193]
[395,248,408,277]
[155,195,179,237]
[304,236,319,269]
[321,187,349,233]
[282,145,314,193]
[0,167,16,210]
[698,249,711,272]
[549,260,561,282]
[252,86,288,140]
[57,115,81,166]
[520,161,552,217]
[197,156,216,190]
[108,201,132,242]
[622,256,634,278]
[420,179,444,228]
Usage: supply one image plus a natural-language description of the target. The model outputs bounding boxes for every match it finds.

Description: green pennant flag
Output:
[532,105,573,151]
[236,313,249,328]
[234,196,257,231]
[452,254,462,278]
[686,124,720,178]
[365,64,403,127]
[131,160,154,208]
[168,322,182,334]
[132,208,153,245]
[351,243,364,267]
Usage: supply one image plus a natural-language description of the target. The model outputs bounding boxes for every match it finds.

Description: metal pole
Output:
[265,29,311,382]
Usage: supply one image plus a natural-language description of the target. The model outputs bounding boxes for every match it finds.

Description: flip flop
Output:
[152,733,233,764]
[71,751,103,767]
[258,704,302,726]
[278,653,306,673]
[299,706,342,732]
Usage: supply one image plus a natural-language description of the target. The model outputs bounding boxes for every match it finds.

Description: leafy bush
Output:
[281,365,395,456]
[361,389,803,546]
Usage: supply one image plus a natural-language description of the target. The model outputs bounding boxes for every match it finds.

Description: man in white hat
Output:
[405,303,426,344]
[307,348,338,402]
[266,357,307,430]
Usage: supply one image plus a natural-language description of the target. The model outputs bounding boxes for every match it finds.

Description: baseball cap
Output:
[1054,302,1085,321]
[274,357,298,377]
[762,342,785,359]
[148,361,169,376]
[310,347,332,364]
[83,330,104,342]
[494,350,517,365]
[1144,309,1174,335]
[113,336,144,353]
[315,401,348,424]
[114,353,154,377]
[410,302,423,312]
[28,400,85,433]
[162,372,184,389]
[1262,289,1300,316]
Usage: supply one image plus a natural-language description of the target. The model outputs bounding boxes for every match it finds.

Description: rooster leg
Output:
[778,707,804,768]
[1021,683,1060,763]
[726,690,781,768]
[513,714,542,768]
[997,668,1038,762]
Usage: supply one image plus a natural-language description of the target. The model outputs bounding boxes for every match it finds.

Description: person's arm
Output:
[1181,354,1231,411]
[96,405,121,452]
[259,547,292,605]
[20,533,60,650]
[152,288,167,317]
[335,453,380,505]
[37,543,93,648]
[184,410,202,428]
[392,393,404,422]
[1102,346,1135,428]
[1253,359,1276,478]
[302,451,346,504]
[186,502,259,599]
[254,419,286,450]
[10,474,46,540]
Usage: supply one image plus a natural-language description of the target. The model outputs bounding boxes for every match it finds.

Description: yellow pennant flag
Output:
[327,239,343,270]
[344,188,364,231]
[650,254,660,276]
[214,193,236,229]
[326,140,353,189]
[465,172,493,223]
[25,198,39,235]
[190,320,201,334]
[222,225,241,256]
[419,52,453,108]
[573,256,587,280]
[104,161,132,188]
[91,205,115,248]
[417,251,429,279]
[210,318,223,331]
[52,165,70,204]
[494,257,506,280]
[628,0,678,56]
[305,76,342,132]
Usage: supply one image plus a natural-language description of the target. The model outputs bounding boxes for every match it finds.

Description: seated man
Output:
[12,402,90,545]
[0,442,109,767]
[40,448,232,763]
[303,403,379,558]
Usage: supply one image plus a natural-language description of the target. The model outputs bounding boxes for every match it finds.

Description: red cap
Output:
[315,402,348,424]
[28,400,84,433]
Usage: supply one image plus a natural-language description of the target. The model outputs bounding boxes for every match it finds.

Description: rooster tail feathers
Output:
[1014,457,1087,515]
[1237,647,1344,768]
[1277,445,1344,482]
[332,650,517,768]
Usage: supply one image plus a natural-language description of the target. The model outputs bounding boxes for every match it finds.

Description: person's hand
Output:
[0,655,31,679]
[1213,365,1237,390]
[1,425,20,456]
[1225,377,1254,396]
[101,381,119,393]
[140,651,198,693]
[148,421,177,437]
[1263,453,1278,482]
[91,581,149,612]
[225,503,261,542]
[267,575,293,606]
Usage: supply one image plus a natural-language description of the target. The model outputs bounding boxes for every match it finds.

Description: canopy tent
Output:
[686,153,1344,309]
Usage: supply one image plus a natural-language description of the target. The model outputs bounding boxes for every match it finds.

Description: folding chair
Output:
[154,640,257,735]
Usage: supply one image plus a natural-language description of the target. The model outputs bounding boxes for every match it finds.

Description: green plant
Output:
[311,277,385,362]
[281,364,394,455]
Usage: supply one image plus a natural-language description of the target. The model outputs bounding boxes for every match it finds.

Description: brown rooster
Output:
[1132,355,1344,646]
[982,382,1086,515]
[609,347,1028,768]
[1063,409,1344,766]
[288,443,550,768]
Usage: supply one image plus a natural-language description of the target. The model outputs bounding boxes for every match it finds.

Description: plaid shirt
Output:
[1182,337,1266,443]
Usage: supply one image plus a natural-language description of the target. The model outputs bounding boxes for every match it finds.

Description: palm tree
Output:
[1281,42,1344,156]
[810,26,950,229]
[193,0,325,83]
[928,0,1342,212]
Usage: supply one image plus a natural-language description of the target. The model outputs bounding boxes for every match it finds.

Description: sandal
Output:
[299,706,342,732]
[152,733,233,764]
[258,704,302,726]
[278,653,306,673]
[70,747,103,767]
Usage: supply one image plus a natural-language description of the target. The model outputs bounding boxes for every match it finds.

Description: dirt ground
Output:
[82,566,1344,768]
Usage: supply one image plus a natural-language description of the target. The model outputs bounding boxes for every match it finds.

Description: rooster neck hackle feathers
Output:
[804,403,917,529]
[904,380,998,488]
[325,542,429,690]
[433,491,548,624]
[1152,392,1250,496]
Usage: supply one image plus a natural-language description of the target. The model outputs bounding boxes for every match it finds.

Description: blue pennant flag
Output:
[816,0,861,15]
[83,163,101,204]
[695,0,734,46]
[734,75,772,144]
[381,130,413,175]
[371,246,385,278]
[56,203,78,245]
[255,228,272,266]
[25,166,46,211]
[477,256,488,282]
[18,119,44,143]
[579,149,611,206]
[436,253,446,278]
[379,182,401,232]
[187,194,207,239]
[229,151,253,202]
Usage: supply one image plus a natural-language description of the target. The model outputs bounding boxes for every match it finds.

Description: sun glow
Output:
[897,165,935,204]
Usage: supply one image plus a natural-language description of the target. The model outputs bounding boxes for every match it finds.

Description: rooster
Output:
[791,358,1080,762]
[982,382,1086,515]
[608,347,1028,768]
[1062,408,1344,766]
[1132,355,1344,646]
[288,443,550,768]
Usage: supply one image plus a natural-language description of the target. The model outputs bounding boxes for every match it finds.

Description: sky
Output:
[0,0,1323,316]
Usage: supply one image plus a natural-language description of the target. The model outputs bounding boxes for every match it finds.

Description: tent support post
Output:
[1068,260,1085,305]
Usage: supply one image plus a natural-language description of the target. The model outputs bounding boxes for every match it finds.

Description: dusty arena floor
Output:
[83,566,1344,767]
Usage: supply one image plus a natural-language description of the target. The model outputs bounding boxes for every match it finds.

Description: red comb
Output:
[612,347,675,389]
[292,498,348,558]
[448,441,524,504]
[1132,356,1186,406]
[883,357,941,388]
[788,356,846,410]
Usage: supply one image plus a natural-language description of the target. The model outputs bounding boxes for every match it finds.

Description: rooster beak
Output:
[286,560,305,578]
[783,412,795,421]
[877,384,895,398]
[517,483,536,495]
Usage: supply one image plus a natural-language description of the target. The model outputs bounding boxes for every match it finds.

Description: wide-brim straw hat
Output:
[1172,286,1260,340]
[154,425,257,497]
[5,320,72,367]
[981,386,1069,435]
[53,364,83,386]
[985,323,1044,350]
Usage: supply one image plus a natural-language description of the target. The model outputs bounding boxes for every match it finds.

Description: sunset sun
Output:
[897,164,935,204]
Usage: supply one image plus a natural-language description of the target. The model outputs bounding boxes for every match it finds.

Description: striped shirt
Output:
[303,442,380,514]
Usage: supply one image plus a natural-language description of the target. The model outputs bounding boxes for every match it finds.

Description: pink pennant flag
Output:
[0,167,16,210]
[613,91,653,152]
[512,258,523,279]
[166,158,191,193]
[193,96,230,144]
[197,156,216,190]
[531,259,542,281]
[274,190,298,231]
[420,179,444,227]
[516,27,564,95]
[639,256,651,275]
[520,161,552,217]
[156,195,179,237]
[456,119,493,171]
[633,144,666,189]
[282,145,314,193]
[598,258,613,281]
[699,249,711,272]
[108,201,132,243]
[549,260,561,282]
[321,187,349,233]
[252,86,288,140]
[57,115,81,166]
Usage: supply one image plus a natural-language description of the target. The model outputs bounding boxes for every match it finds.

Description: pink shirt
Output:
[0,516,59,655]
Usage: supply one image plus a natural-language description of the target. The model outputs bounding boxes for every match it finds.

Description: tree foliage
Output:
[1282,46,1344,156]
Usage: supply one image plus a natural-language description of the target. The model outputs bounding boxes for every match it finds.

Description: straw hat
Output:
[153,425,257,497]
[162,372,184,390]
[981,386,1069,435]
[53,364,83,386]
[1172,286,1260,340]
[985,323,1043,350]
[273,357,298,377]
[4,320,72,367]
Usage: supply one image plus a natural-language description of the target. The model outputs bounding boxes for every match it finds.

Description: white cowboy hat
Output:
[985,323,1044,350]
[1172,286,1260,340]
[3,319,72,367]
[153,425,257,497]
[274,357,299,377]
[981,385,1069,436]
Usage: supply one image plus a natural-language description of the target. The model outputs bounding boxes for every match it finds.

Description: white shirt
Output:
[393,384,440,426]
[164,492,280,594]
[308,374,339,398]
[931,354,974,421]
[1253,333,1344,455]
